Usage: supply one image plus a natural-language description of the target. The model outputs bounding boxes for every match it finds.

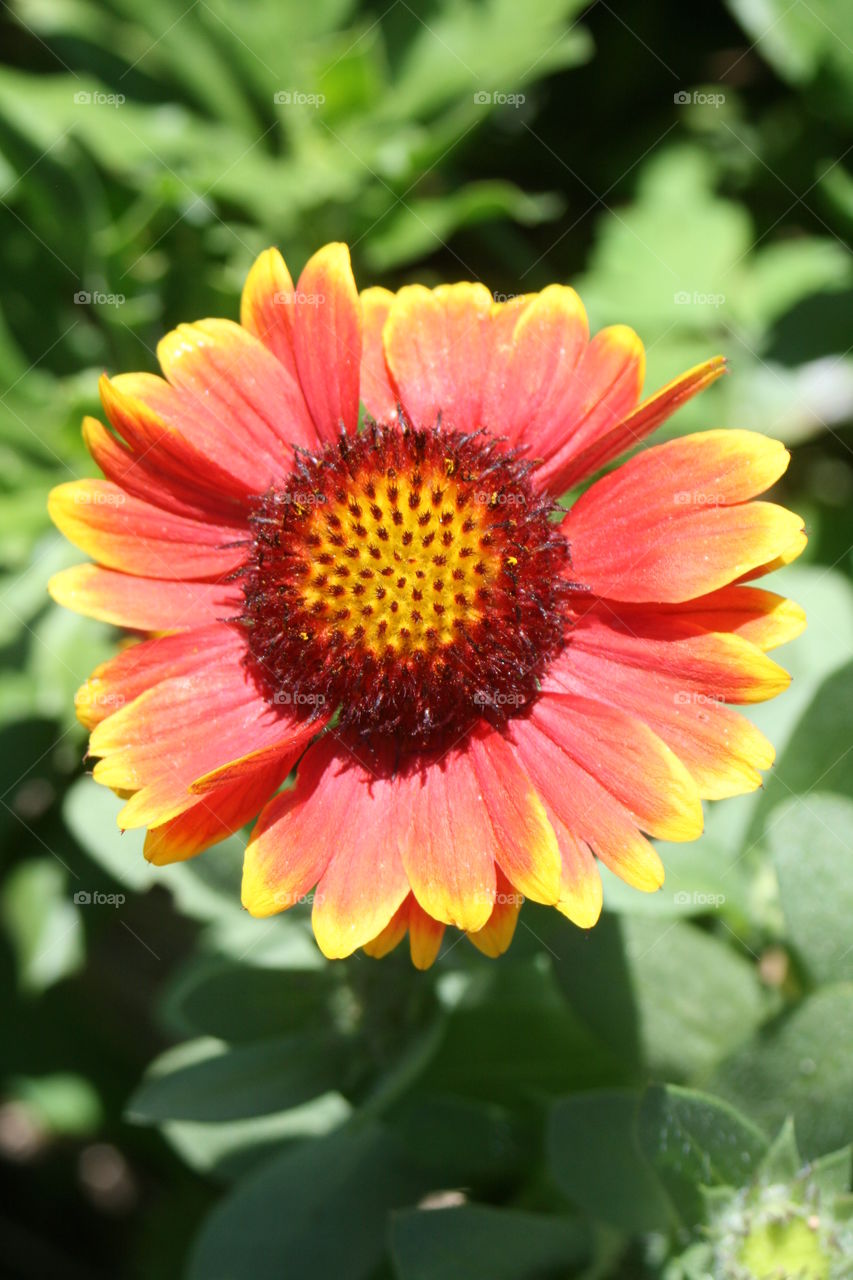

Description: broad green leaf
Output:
[637,1084,768,1226]
[390,1205,589,1280]
[710,984,853,1157]
[127,1032,358,1123]
[187,1124,425,1280]
[548,1091,672,1231]
[770,794,853,985]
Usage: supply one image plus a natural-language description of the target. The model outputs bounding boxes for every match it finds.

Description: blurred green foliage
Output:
[2,0,853,1277]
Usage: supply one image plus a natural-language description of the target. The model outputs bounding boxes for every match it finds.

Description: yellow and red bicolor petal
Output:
[554,827,603,929]
[89,663,320,830]
[397,745,497,933]
[531,693,704,843]
[359,286,398,422]
[47,480,244,579]
[157,317,318,472]
[478,285,588,448]
[240,246,299,379]
[619,585,806,653]
[383,282,494,433]
[467,728,562,905]
[361,894,446,969]
[467,867,522,958]
[566,606,792,705]
[549,355,727,493]
[47,564,241,631]
[144,754,293,865]
[511,714,666,893]
[293,243,361,440]
[362,897,410,960]
[565,430,805,602]
[242,735,364,920]
[529,323,645,489]
[547,640,776,800]
[75,624,239,730]
[98,374,254,513]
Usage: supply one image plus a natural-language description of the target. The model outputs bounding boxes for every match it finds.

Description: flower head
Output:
[48,243,806,966]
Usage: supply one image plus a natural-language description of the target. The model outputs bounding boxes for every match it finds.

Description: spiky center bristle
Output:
[241,420,572,751]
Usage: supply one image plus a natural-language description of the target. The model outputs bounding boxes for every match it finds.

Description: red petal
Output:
[359,286,399,422]
[240,247,299,380]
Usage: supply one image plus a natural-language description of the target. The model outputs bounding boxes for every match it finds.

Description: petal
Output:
[383,282,494,433]
[157,317,317,474]
[408,898,445,970]
[554,828,602,929]
[397,746,497,933]
[144,755,292,865]
[89,663,316,829]
[550,355,727,492]
[565,431,803,602]
[511,715,665,893]
[566,605,792,705]
[312,762,410,959]
[362,897,409,960]
[240,246,299,379]
[98,374,253,512]
[47,564,241,631]
[242,735,358,917]
[479,286,587,447]
[359,286,399,422]
[293,243,361,439]
[467,867,522,958]
[467,728,562,904]
[531,692,703,842]
[48,480,245,579]
[76,624,241,729]
[621,585,806,653]
[548,641,776,801]
[534,324,645,493]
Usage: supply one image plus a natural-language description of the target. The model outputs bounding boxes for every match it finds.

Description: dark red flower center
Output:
[241,421,573,752]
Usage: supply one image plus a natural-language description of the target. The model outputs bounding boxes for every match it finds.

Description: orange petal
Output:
[408,898,445,970]
[467,867,522,958]
[240,246,299,379]
[359,286,399,423]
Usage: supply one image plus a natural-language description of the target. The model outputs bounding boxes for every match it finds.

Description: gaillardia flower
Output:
[48,244,805,967]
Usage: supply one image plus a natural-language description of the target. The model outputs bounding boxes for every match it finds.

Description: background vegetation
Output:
[1,0,852,1276]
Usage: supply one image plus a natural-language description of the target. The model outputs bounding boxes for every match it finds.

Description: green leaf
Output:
[163,1092,353,1181]
[548,1091,672,1231]
[710,984,853,1157]
[549,914,766,1079]
[390,1205,589,1280]
[162,959,345,1042]
[637,1084,768,1226]
[770,793,853,985]
[187,1125,425,1280]
[127,1033,357,1123]
[1,858,84,992]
